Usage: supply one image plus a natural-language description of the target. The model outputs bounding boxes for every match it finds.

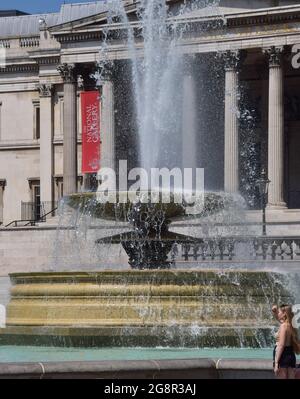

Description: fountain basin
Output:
[66,191,245,269]
[1,270,292,347]
[66,191,241,222]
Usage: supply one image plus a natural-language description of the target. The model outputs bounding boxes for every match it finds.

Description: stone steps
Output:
[42,215,60,226]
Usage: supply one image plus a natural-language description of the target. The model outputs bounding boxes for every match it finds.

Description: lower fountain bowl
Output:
[1,270,292,347]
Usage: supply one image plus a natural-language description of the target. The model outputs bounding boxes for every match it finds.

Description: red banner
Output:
[81,91,101,174]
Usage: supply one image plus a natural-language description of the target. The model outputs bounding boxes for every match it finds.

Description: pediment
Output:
[49,0,184,37]
[49,2,140,36]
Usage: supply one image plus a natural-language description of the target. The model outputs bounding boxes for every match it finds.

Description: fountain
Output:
[2,189,293,347]
[67,190,241,269]
[0,0,296,350]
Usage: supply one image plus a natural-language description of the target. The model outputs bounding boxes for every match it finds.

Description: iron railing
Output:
[21,201,57,222]
[5,202,58,227]
[5,219,37,228]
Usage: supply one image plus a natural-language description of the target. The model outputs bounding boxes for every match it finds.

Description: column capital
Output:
[0,179,6,189]
[263,46,284,67]
[38,83,53,98]
[57,63,77,83]
[220,49,246,71]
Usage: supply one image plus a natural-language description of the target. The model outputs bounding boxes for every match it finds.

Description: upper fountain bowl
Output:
[66,190,245,223]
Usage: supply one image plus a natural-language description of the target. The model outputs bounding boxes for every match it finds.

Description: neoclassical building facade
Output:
[1,0,300,226]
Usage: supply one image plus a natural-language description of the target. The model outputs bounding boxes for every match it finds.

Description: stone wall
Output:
[0,225,130,305]
[0,225,131,277]
[0,228,56,276]
[0,277,9,306]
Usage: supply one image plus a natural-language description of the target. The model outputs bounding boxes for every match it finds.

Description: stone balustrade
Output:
[179,237,300,262]
[0,36,40,50]
[0,39,10,49]
[19,36,40,48]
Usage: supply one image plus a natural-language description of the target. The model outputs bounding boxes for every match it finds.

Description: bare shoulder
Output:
[279,323,289,333]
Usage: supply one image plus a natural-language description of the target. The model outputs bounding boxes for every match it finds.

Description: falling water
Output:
[100,0,222,173]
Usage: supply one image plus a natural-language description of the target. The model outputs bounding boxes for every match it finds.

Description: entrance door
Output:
[288,123,300,208]
[33,185,41,221]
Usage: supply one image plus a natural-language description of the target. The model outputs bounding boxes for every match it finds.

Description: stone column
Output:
[182,65,197,171]
[100,76,115,171]
[38,84,54,206]
[223,50,242,193]
[264,46,287,209]
[57,64,78,196]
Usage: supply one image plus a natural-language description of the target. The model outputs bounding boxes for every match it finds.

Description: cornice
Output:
[172,5,300,26]
[55,31,102,44]
[29,50,61,65]
[48,5,300,44]
[227,10,300,28]
[35,56,60,66]
[0,141,40,150]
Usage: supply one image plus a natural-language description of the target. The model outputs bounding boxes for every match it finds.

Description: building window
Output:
[24,178,41,221]
[35,107,40,140]
[33,185,41,220]
[55,176,64,201]
[60,98,64,136]
[0,101,2,141]
[32,100,40,140]
[83,174,98,191]
[0,179,6,225]
[78,175,84,192]
[54,176,84,201]
[56,94,64,138]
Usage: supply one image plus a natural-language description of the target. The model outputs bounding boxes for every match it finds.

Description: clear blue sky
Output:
[0,0,102,14]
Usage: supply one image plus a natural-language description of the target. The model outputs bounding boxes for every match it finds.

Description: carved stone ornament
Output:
[57,63,77,83]
[220,50,246,71]
[38,83,53,97]
[263,46,284,67]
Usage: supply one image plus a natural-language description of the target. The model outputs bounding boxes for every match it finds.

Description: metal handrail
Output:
[5,206,58,228]
[24,207,58,226]
[5,219,37,228]
[21,201,56,222]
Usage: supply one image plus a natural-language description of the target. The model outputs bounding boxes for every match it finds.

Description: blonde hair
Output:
[279,304,300,355]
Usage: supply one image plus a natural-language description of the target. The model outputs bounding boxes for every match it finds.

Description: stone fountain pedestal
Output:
[0,270,292,347]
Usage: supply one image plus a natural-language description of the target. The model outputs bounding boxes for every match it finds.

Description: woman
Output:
[272,304,300,379]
